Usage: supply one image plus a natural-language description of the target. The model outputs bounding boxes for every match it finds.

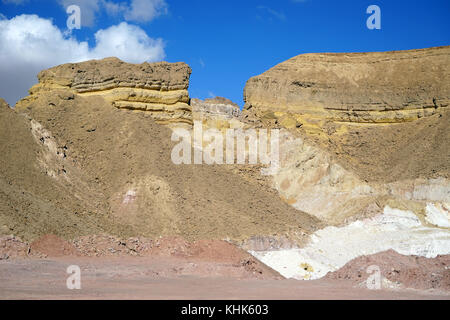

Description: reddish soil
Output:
[1,234,282,280]
[326,250,450,291]
[1,235,449,300]
[30,234,78,257]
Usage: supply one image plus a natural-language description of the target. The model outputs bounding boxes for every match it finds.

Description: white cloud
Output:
[102,0,128,16]
[0,14,165,105]
[124,0,168,23]
[91,22,165,62]
[58,0,168,27]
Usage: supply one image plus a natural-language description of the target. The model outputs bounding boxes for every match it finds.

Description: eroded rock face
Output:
[193,97,241,118]
[16,57,193,125]
[240,46,450,227]
[192,97,242,129]
[243,46,450,131]
[0,98,10,110]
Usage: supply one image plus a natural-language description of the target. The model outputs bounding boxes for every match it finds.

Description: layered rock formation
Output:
[241,47,449,224]
[270,114,450,225]
[192,97,242,129]
[241,47,450,280]
[16,57,193,125]
[243,46,449,135]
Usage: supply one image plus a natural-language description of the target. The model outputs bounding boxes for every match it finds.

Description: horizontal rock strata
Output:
[192,97,242,129]
[240,46,450,226]
[243,46,450,133]
[16,57,193,125]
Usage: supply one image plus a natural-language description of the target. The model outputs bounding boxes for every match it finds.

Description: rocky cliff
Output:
[241,47,450,280]
[192,97,242,129]
[16,57,193,125]
[241,46,450,225]
[243,46,449,133]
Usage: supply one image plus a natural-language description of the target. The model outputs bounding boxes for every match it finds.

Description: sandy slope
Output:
[1,92,321,243]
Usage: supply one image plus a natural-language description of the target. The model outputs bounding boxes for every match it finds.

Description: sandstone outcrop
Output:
[241,46,450,226]
[192,97,242,129]
[0,98,9,110]
[243,46,449,135]
[16,57,193,125]
[238,48,449,283]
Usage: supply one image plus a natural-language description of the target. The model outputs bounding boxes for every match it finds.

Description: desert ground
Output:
[0,235,448,300]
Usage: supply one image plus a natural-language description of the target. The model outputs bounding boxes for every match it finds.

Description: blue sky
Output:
[0,0,449,107]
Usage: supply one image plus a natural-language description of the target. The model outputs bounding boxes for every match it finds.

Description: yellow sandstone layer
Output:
[16,57,193,125]
[243,46,450,138]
